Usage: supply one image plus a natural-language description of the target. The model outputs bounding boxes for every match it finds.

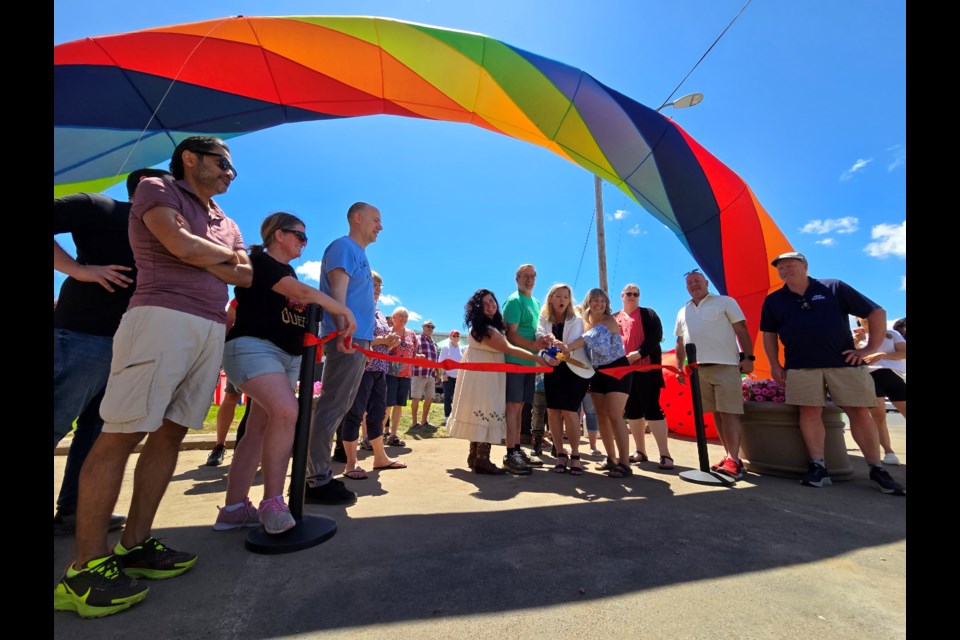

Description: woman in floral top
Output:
[559,288,634,479]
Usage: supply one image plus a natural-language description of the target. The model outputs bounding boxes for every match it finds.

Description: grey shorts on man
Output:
[306,339,370,488]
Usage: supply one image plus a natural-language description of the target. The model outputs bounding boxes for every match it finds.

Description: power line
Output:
[573,207,595,291]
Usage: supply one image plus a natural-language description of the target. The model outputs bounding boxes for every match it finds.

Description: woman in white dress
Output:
[446,289,550,474]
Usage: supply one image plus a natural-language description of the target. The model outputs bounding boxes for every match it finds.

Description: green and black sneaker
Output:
[53,555,149,618]
[114,537,197,579]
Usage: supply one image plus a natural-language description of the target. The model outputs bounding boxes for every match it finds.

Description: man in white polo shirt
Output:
[674,268,755,479]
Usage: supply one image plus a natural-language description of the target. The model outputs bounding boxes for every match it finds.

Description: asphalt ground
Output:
[53,414,906,639]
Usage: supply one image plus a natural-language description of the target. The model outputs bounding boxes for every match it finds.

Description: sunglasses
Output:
[798,297,812,312]
[623,291,639,297]
[282,229,308,243]
[684,268,702,276]
[192,150,237,178]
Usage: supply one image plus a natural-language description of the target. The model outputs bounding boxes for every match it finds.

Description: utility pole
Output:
[594,175,608,293]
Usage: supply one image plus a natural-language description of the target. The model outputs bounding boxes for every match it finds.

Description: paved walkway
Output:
[53,417,906,639]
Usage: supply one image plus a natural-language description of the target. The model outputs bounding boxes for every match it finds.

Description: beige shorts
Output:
[696,364,744,414]
[410,375,435,400]
[785,367,876,407]
[100,306,226,433]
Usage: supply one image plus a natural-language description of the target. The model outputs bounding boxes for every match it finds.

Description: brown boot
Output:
[467,442,478,469]
[473,442,506,475]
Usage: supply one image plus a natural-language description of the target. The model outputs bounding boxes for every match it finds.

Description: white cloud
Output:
[626,224,641,236]
[407,310,423,323]
[815,238,835,246]
[295,261,322,283]
[799,217,859,235]
[840,158,872,181]
[613,209,629,220]
[899,275,906,291]
[379,293,400,306]
[864,221,906,259]
[887,144,906,172]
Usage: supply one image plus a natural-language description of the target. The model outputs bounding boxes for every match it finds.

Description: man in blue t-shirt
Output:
[760,252,905,496]
[305,202,381,505]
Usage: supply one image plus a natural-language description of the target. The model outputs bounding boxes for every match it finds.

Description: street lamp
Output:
[657,92,705,113]
[594,92,705,292]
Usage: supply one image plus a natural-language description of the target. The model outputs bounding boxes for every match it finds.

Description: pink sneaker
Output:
[213,497,260,531]
[711,456,729,471]
[258,496,296,535]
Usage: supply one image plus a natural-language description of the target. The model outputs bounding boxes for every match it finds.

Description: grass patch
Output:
[199,399,450,438]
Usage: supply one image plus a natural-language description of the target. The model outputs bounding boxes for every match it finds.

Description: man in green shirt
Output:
[502,264,551,474]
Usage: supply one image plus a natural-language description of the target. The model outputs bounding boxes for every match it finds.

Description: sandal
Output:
[359,439,373,451]
[385,434,406,447]
[595,457,616,471]
[658,455,675,470]
[629,450,649,463]
[607,463,633,479]
[553,452,569,474]
[343,466,368,480]
[569,454,584,476]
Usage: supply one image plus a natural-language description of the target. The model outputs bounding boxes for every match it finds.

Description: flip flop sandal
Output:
[343,467,368,480]
[658,455,675,470]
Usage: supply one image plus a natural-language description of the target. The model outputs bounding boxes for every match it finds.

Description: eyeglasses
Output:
[281,229,308,243]
[684,268,701,276]
[519,273,537,280]
[192,150,237,178]
[623,291,640,297]
[798,297,812,312]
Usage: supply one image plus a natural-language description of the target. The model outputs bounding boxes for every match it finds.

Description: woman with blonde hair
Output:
[855,316,906,465]
[558,288,634,478]
[536,284,594,475]
[215,212,357,534]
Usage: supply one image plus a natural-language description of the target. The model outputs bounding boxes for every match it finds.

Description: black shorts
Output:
[624,370,666,421]
[544,362,591,411]
[589,356,633,395]
[870,368,906,402]
[385,375,411,407]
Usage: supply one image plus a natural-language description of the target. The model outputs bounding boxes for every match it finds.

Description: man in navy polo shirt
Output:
[760,252,905,495]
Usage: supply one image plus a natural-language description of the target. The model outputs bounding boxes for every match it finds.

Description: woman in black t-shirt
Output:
[214,212,356,535]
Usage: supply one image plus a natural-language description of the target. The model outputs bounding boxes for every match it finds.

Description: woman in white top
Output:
[536,284,594,475]
[855,317,906,465]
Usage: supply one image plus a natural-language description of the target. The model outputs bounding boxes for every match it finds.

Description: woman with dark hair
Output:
[536,283,594,475]
[446,289,550,474]
[214,212,357,534]
[558,288,634,479]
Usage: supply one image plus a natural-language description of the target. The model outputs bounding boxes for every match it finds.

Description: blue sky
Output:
[54,0,906,339]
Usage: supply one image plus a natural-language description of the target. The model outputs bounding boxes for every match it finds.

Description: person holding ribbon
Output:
[536,283,594,475]
[215,212,357,533]
[447,289,551,475]
[558,288,634,479]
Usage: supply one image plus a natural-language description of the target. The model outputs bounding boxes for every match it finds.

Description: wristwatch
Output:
[739,352,756,362]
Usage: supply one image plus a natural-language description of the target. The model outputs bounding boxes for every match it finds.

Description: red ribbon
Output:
[304,330,693,379]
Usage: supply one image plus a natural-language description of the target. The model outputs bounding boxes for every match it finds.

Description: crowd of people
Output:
[53,137,906,619]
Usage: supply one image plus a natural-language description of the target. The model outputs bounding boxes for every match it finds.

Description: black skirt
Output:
[544,361,591,411]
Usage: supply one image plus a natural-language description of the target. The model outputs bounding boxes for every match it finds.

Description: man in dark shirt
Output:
[53,168,170,535]
[760,252,905,495]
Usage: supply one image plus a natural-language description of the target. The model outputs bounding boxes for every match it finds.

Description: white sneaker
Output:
[882,452,901,466]
[259,496,296,534]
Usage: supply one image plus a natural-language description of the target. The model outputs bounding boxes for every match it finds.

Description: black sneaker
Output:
[502,452,532,475]
[114,537,197,579]
[800,462,832,488]
[869,466,906,496]
[304,478,358,505]
[206,443,226,466]
[53,555,149,618]
[518,448,544,467]
[54,511,126,536]
[332,446,348,463]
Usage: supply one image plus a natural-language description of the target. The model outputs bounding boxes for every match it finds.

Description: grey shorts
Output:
[506,372,535,404]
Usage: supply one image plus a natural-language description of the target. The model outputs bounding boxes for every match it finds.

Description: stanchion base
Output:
[679,469,737,487]
[245,515,337,555]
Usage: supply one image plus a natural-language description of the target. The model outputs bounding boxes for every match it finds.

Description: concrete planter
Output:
[740,402,853,481]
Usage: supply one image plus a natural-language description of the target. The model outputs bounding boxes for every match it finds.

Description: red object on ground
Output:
[661,350,719,439]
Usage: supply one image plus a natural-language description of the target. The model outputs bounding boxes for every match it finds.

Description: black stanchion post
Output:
[678,343,735,487]
[246,303,338,553]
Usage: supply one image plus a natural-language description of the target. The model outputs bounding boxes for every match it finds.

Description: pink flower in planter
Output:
[742,377,786,403]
